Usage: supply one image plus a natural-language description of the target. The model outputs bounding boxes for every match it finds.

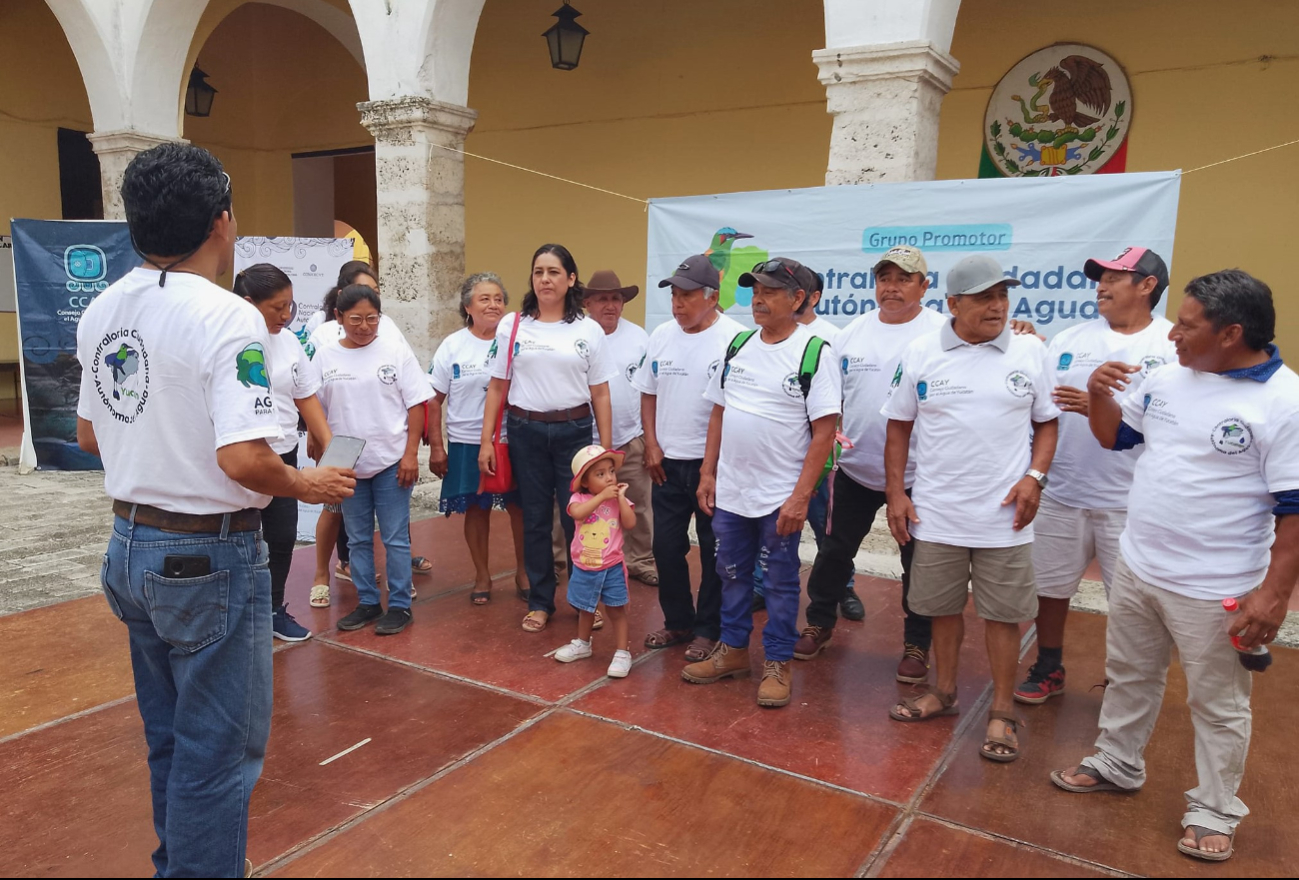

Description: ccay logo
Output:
[65,245,109,295]
[1057,353,1073,371]
[917,380,929,401]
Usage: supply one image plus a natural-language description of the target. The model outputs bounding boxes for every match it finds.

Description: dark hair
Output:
[521,244,584,322]
[233,263,292,303]
[334,283,381,318]
[321,261,378,320]
[122,143,232,258]
[1183,270,1275,351]
[459,272,509,326]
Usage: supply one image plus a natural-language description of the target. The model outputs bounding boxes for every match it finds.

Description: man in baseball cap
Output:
[658,254,721,292]
[882,253,1059,763]
[1083,247,1170,297]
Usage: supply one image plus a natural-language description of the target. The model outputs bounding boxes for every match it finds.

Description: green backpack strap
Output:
[720,329,757,390]
[798,336,828,399]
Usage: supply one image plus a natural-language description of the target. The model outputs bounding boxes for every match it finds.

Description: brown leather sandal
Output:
[889,687,958,722]
[981,711,1022,763]
[644,629,692,649]
[684,637,717,662]
[521,610,549,633]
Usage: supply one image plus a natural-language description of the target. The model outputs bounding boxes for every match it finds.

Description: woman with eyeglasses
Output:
[307,284,433,635]
[480,244,616,633]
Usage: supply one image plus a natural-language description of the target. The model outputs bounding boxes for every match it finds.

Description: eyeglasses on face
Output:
[344,314,381,327]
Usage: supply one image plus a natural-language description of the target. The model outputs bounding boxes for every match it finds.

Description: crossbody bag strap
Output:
[494,313,523,443]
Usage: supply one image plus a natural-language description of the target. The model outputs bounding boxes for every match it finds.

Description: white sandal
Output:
[309,584,331,608]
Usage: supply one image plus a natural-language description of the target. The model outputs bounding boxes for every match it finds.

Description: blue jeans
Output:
[100,514,272,878]
[752,480,853,596]
[714,507,803,662]
[507,412,594,615]
[342,462,414,610]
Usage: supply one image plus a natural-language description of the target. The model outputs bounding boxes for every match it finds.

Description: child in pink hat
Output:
[554,445,637,677]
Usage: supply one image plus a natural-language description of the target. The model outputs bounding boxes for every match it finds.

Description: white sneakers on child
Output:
[607,649,632,679]
[554,639,593,663]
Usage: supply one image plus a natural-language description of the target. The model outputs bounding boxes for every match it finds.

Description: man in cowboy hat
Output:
[582,270,659,585]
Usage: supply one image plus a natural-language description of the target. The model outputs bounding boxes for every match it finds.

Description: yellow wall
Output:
[464,0,830,325]
[185,2,371,237]
[939,0,1299,349]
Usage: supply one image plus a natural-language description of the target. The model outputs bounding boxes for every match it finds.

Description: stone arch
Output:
[349,0,485,104]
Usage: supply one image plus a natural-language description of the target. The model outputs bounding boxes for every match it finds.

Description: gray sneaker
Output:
[375,607,412,635]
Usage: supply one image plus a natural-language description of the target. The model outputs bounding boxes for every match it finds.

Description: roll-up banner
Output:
[645,171,1181,339]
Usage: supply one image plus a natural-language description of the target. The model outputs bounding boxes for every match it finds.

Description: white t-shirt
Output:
[76,269,281,514]
[489,313,616,413]
[597,318,650,449]
[266,330,320,455]
[881,321,1061,547]
[836,307,946,491]
[1119,360,1299,599]
[305,309,327,335]
[428,327,500,445]
[308,314,406,354]
[803,315,841,345]
[704,324,842,518]
[307,332,433,478]
[633,313,746,461]
[1045,316,1176,510]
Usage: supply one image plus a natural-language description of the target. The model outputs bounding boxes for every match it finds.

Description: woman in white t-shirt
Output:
[480,244,616,633]
[427,272,528,606]
[234,264,334,643]
[308,285,433,636]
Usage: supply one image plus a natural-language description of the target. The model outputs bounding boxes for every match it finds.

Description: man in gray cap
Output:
[636,255,745,661]
[881,254,1060,763]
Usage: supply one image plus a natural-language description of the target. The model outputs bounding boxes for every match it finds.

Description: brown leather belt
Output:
[507,403,592,423]
[113,501,261,534]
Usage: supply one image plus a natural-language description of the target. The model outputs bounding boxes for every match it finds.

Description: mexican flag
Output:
[978,139,1128,178]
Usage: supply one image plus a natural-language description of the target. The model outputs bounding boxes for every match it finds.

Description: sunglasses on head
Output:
[752,259,796,280]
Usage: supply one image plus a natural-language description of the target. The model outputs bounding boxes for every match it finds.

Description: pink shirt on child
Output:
[568,493,633,572]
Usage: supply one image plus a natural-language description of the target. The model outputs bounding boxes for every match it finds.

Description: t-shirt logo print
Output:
[236,343,270,390]
[917,380,929,402]
[706,359,720,379]
[1211,418,1253,455]
[891,363,903,388]
[377,364,398,385]
[94,330,150,423]
[782,372,802,398]
[1057,353,1073,371]
[1140,355,1165,376]
[574,339,591,360]
[1005,371,1032,397]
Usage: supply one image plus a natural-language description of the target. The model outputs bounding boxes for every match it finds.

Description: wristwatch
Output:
[1026,468,1049,489]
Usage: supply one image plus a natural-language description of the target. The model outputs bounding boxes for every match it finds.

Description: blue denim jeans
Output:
[507,412,594,615]
[713,507,803,662]
[100,513,272,878]
[342,462,414,610]
[752,479,852,596]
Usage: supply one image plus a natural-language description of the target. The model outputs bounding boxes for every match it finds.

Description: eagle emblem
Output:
[984,44,1132,177]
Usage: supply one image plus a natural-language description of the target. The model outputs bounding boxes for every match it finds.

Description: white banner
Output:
[234,236,355,541]
[646,172,1181,339]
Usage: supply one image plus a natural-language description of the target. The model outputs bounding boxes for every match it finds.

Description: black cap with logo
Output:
[658,254,721,291]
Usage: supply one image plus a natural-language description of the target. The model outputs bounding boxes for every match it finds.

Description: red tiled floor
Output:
[877,818,1111,878]
[270,710,899,878]
[572,573,1008,803]
[921,610,1299,878]
[0,640,541,877]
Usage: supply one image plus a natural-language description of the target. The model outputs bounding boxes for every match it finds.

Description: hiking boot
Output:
[896,643,930,684]
[1015,662,1066,704]
[681,642,751,684]
[337,603,383,631]
[839,588,865,621]
[374,607,412,635]
[793,625,833,660]
[271,605,312,642]
[757,659,792,707]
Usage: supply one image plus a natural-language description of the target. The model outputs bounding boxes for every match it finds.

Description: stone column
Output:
[359,96,478,366]
[87,130,180,220]
[812,41,960,184]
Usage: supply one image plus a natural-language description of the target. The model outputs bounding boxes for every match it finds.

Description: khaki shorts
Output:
[1031,494,1126,600]
[910,540,1038,623]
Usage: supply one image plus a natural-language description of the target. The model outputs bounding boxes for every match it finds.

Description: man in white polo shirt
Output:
[1016,247,1177,704]
[1053,269,1299,863]
[882,254,1059,764]
[636,255,745,661]
[682,257,841,708]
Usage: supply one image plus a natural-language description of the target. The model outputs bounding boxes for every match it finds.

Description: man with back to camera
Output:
[637,254,745,662]
[1053,269,1299,863]
[882,254,1059,763]
[1015,247,1176,704]
[76,143,354,878]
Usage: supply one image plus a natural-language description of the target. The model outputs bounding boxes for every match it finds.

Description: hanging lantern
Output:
[185,66,217,118]
[543,2,588,71]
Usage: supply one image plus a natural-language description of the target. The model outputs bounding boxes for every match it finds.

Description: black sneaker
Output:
[337,603,383,631]
[375,607,412,635]
[839,588,865,621]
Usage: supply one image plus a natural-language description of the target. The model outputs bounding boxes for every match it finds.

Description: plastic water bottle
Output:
[1222,597,1274,673]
